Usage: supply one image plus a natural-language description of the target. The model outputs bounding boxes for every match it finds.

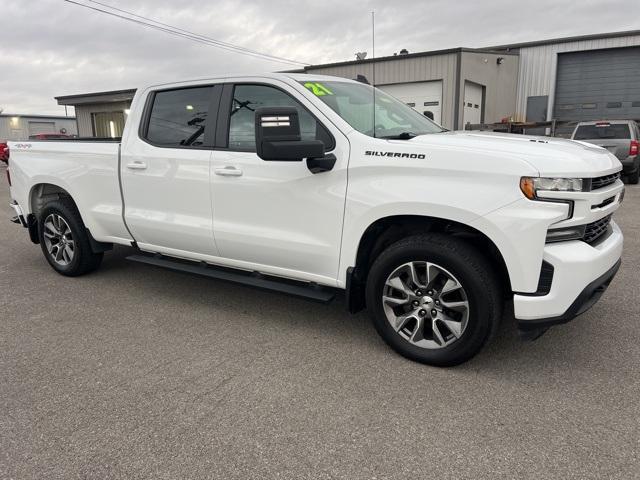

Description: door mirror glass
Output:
[255,107,325,161]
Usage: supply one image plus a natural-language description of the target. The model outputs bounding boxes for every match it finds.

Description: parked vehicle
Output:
[27,133,75,140]
[0,142,8,164]
[7,74,625,366]
[572,120,640,184]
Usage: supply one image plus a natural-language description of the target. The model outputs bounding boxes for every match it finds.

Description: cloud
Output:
[1,0,637,115]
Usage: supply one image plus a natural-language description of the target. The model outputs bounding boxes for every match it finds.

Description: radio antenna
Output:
[371,10,376,138]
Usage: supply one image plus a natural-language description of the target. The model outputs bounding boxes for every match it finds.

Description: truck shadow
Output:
[96,244,622,380]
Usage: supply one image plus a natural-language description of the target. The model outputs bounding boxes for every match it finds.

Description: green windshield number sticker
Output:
[304,82,333,96]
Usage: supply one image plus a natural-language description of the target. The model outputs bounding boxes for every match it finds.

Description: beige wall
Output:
[458,51,519,129]
[75,101,132,137]
[0,116,78,141]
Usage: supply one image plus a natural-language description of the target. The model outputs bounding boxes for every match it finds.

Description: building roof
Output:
[301,29,640,71]
[488,29,640,50]
[0,113,76,120]
[55,88,137,106]
[302,47,514,71]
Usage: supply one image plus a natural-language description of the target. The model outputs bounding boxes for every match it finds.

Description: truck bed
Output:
[8,139,132,244]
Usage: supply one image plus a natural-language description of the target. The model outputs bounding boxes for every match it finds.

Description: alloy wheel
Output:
[382,261,470,349]
[42,213,75,266]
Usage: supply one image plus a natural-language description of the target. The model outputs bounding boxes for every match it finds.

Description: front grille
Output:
[583,215,612,244]
[588,172,621,191]
[592,196,615,210]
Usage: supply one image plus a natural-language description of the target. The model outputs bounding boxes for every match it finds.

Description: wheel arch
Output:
[28,182,112,253]
[29,182,78,218]
[346,214,511,313]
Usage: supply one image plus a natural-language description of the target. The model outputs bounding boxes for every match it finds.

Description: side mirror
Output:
[255,107,325,161]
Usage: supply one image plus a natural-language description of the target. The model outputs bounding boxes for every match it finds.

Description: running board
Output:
[126,254,336,304]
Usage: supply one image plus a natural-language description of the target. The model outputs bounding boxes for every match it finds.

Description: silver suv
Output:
[571,120,640,184]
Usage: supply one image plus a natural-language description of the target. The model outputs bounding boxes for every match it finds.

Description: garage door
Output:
[378,81,443,125]
[28,121,56,136]
[554,47,640,122]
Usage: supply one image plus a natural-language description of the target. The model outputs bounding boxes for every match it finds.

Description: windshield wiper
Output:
[381,131,418,140]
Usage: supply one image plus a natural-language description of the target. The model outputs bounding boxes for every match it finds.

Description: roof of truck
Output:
[141,72,357,89]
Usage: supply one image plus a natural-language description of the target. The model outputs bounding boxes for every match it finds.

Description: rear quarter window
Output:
[574,124,631,140]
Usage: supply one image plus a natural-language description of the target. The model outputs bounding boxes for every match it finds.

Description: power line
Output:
[85,0,290,60]
[61,0,308,66]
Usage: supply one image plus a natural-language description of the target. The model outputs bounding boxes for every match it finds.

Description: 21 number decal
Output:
[304,82,333,96]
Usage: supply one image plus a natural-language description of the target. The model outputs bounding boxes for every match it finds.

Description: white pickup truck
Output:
[7,73,624,366]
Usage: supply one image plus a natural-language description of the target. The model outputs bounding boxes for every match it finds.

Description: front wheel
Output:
[38,198,103,276]
[366,234,502,366]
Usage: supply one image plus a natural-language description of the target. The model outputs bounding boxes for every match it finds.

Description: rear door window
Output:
[145,86,214,147]
[574,124,631,140]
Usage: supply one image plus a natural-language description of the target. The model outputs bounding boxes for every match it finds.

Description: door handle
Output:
[126,161,147,170]
[215,166,243,177]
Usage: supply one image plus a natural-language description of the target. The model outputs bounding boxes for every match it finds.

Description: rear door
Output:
[121,84,221,256]
[573,122,632,160]
[209,81,349,284]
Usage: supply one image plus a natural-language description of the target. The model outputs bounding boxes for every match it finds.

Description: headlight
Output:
[520,177,583,200]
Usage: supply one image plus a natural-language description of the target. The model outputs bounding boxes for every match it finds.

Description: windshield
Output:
[299,80,445,138]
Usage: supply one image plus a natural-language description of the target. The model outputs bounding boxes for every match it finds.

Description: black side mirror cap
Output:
[255,107,325,161]
[261,139,325,161]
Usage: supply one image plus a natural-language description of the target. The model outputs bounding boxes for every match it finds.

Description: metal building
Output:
[302,30,640,132]
[50,30,640,136]
[0,114,77,141]
[301,47,520,130]
[491,30,640,126]
[55,89,136,138]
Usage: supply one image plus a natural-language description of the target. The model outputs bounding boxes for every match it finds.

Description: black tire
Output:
[365,234,502,367]
[628,167,639,185]
[38,198,103,276]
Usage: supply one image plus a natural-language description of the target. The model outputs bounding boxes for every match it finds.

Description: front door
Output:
[210,82,349,284]
[121,84,220,256]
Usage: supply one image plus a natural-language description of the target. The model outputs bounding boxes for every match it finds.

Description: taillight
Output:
[631,140,639,156]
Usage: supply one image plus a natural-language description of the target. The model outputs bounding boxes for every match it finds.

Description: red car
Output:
[28,133,74,140]
[0,142,8,164]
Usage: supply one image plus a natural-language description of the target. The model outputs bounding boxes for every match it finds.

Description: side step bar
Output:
[126,254,336,304]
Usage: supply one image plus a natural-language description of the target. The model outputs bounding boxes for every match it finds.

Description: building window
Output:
[582,103,597,109]
[606,102,622,108]
[558,104,575,110]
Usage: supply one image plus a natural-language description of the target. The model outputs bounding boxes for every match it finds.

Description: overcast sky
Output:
[2,0,638,115]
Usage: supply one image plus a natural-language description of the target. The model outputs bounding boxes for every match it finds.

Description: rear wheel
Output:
[366,234,502,366]
[38,198,103,276]
[628,166,639,185]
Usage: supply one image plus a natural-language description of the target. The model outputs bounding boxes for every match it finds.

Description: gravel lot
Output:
[1,168,638,479]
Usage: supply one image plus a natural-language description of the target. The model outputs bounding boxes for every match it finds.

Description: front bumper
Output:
[517,259,620,332]
[514,221,623,328]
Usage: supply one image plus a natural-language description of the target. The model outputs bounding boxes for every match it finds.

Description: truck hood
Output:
[404,131,621,177]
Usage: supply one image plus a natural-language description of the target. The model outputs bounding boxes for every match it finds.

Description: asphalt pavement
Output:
[1,167,638,479]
